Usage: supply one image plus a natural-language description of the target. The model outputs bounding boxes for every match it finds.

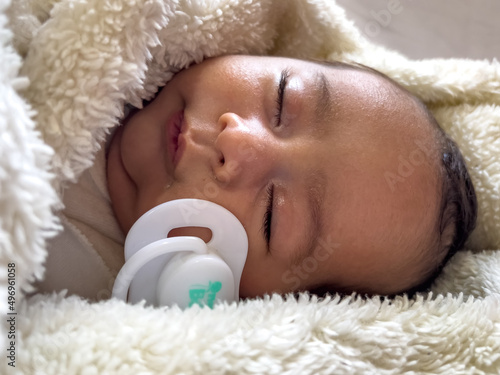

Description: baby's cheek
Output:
[238,256,294,298]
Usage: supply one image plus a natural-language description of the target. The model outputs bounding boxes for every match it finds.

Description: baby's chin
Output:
[106,125,138,235]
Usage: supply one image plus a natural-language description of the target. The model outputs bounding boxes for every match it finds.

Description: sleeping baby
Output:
[37,55,477,301]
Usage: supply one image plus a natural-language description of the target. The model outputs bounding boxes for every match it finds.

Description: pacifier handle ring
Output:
[112,236,207,301]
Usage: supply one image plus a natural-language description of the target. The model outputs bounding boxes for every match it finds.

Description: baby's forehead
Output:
[312,59,401,88]
[314,59,443,200]
[317,62,431,130]
[314,60,420,108]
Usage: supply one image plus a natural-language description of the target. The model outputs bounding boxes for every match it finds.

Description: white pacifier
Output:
[112,199,248,309]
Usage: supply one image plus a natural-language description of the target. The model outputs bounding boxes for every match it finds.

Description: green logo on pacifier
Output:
[188,281,222,308]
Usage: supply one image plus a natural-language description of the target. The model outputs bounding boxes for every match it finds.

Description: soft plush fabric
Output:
[0,0,60,346]
[1,0,499,373]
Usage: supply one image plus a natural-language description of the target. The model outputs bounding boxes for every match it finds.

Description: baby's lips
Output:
[167,110,185,166]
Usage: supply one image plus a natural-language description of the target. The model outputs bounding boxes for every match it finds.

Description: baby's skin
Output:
[107,55,442,298]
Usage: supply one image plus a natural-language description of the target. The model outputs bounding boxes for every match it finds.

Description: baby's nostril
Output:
[219,156,225,166]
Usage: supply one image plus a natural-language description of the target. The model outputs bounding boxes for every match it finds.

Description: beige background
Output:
[336,0,500,60]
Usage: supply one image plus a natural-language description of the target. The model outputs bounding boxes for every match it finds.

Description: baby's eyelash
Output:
[263,184,274,246]
[274,69,290,126]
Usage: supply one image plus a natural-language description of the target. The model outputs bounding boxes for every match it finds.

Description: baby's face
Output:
[107,55,441,297]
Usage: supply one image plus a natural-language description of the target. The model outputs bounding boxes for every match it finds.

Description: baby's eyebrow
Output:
[313,70,333,137]
[289,169,326,267]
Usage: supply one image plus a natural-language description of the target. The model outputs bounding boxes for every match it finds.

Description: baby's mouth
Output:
[167,110,185,167]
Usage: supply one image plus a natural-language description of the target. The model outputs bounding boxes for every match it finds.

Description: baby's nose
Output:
[213,113,273,187]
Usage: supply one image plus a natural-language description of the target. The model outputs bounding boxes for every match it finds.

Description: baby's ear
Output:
[168,226,213,243]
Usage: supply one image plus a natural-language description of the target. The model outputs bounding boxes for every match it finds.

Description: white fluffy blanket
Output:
[2,0,500,373]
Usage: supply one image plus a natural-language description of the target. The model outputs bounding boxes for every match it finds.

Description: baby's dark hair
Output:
[310,59,478,297]
[404,102,478,295]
